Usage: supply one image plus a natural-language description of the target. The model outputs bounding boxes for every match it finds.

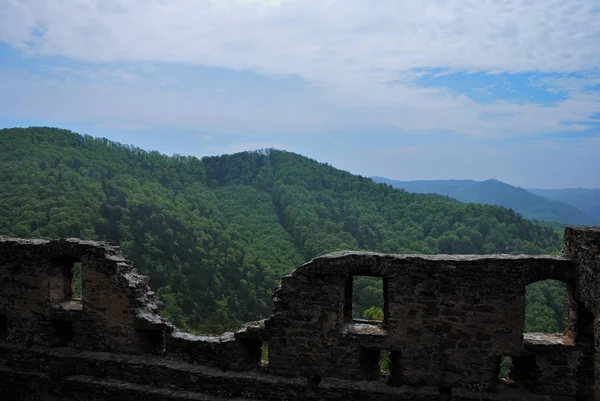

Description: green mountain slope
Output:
[1,127,564,333]
[372,177,598,226]
[528,188,600,223]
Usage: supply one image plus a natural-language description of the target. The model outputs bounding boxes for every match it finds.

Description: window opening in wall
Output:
[72,262,82,300]
[379,351,390,373]
[497,356,513,381]
[495,354,535,389]
[261,341,269,368]
[509,355,535,381]
[51,320,74,346]
[237,338,263,367]
[525,280,568,334]
[359,348,391,380]
[345,275,387,323]
[49,256,83,303]
[0,314,7,339]
[138,329,165,354]
[388,350,402,386]
[360,348,382,380]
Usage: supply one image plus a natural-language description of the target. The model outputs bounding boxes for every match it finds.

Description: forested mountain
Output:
[528,188,600,223]
[0,127,565,333]
[372,177,598,226]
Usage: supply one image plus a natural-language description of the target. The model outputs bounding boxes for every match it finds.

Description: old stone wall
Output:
[0,238,168,352]
[0,237,265,369]
[266,253,579,392]
[0,228,599,400]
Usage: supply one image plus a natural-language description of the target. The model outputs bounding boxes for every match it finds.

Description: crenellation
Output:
[0,228,599,400]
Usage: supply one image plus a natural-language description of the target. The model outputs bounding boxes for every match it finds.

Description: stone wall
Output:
[0,238,167,352]
[265,253,580,392]
[0,228,599,400]
[564,226,600,400]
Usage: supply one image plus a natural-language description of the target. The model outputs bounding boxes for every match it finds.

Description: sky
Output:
[1,0,599,189]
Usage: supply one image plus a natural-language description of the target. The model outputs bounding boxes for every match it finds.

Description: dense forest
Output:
[0,127,567,334]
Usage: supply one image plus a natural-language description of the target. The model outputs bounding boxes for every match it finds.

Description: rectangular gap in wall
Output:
[72,262,83,300]
[51,320,74,346]
[388,350,402,386]
[138,329,165,354]
[262,341,269,367]
[50,256,80,302]
[525,280,567,334]
[349,276,385,322]
[510,355,536,382]
[360,348,381,380]
[0,314,7,339]
[497,356,513,381]
[379,351,390,378]
[238,338,263,366]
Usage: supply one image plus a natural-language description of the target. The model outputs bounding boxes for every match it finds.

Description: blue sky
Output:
[1,0,599,188]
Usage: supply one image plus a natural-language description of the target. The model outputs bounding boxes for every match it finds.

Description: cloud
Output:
[0,0,599,137]
[2,0,599,76]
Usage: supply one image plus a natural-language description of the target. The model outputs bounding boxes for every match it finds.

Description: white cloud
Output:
[0,0,599,137]
[2,0,599,76]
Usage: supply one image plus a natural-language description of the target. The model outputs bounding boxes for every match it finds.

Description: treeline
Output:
[0,127,565,333]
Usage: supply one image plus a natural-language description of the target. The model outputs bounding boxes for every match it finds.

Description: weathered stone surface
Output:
[0,228,599,400]
[563,227,600,401]
[0,237,170,352]
[266,251,577,389]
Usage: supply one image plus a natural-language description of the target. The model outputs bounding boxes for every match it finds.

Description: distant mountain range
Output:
[371,177,600,226]
[527,188,600,223]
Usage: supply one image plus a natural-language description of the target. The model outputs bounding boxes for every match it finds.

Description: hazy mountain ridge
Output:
[527,188,600,223]
[372,177,599,226]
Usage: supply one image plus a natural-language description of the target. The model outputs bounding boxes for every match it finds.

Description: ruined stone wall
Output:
[266,253,580,393]
[0,237,264,367]
[0,228,599,401]
[0,238,168,352]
